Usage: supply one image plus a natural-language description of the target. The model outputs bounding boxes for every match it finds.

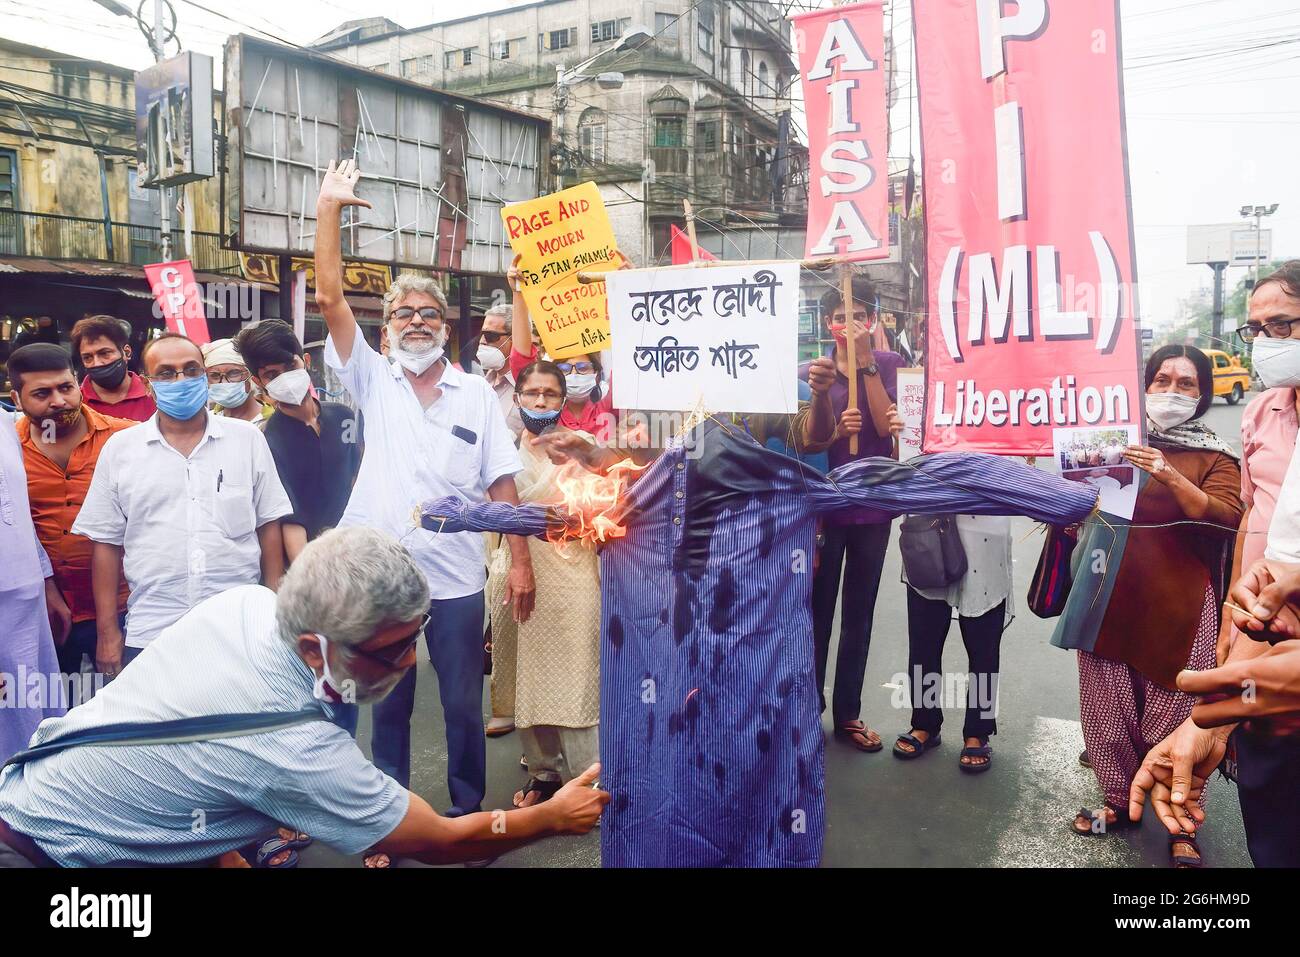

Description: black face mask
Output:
[86,358,128,391]
[518,406,562,436]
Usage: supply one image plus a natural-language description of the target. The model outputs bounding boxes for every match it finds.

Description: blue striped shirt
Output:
[0,586,408,867]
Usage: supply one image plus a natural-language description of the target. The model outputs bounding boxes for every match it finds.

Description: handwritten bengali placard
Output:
[896,367,924,461]
[502,182,619,361]
[607,262,800,414]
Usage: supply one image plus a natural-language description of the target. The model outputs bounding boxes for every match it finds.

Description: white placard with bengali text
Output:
[607,262,800,414]
[896,367,925,461]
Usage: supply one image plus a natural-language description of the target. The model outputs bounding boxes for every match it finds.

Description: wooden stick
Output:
[842,262,859,456]
[684,199,701,262]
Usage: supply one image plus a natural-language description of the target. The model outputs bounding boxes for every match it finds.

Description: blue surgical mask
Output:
[152,375,210,421]
[208,381,248,409]
[519,406,562,436]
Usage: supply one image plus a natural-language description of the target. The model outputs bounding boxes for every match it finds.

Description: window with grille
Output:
[579,108,608,164]
[541,28,577,51]
[654,116,685,148]
[591,19,630,43]
[695,120,719,154]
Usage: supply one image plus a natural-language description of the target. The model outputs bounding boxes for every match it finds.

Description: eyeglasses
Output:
[390,307,444,323]
[556,361,595,375]
[207,369,250,384]
[519,389,563,401]
[481,330,509,344]
[144,365,206,383]
[1236,317,1300,343]
[346,613,431,670]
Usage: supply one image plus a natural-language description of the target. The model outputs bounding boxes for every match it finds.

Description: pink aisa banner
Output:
[792,0,890,263]
[914,0,1143,456]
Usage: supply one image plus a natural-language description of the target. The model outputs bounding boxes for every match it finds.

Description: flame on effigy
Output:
[545,458,649,547]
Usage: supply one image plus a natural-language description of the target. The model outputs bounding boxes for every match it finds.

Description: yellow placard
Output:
[502,182,619,361]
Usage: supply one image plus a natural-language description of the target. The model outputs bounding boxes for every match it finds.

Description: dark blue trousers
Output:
[1234,728,1300,867]
[370,592,486,816]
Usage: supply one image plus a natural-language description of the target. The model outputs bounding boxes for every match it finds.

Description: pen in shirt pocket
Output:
[217,469,224,493]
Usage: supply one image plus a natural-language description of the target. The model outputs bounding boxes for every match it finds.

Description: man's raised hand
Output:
[318,159,373,210]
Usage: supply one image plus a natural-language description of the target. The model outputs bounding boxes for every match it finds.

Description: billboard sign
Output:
[222,35,549,277]
[136,51,215,188]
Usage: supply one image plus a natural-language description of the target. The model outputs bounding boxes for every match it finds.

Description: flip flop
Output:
[255,837,299,869]
[959,740,993,774]
[513,776,563,808]
[835,721,884,753]
[892,730,941,760]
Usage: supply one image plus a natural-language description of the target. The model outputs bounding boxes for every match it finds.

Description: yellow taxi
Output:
[1205,349,1252,405]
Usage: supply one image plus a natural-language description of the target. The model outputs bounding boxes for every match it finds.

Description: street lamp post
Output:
[1240,203,1280,290]
[553,25,655,164]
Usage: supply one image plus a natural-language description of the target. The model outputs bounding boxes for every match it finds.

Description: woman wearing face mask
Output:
[1053,345,1242,868]
[506,256,627,443]
[202,339,273,429]
[483,361,603,808]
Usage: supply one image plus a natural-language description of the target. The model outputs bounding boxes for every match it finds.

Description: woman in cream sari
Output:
[487,360,602,807]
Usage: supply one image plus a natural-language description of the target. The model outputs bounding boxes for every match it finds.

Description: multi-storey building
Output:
[313,1,808,268]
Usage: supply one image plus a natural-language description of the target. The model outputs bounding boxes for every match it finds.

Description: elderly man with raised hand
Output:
[0,527,607,868]
[314,159,536,862]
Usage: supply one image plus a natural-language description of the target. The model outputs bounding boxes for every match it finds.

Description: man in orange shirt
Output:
[8,343,134,680]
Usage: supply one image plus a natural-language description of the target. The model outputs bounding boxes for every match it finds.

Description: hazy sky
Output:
[3,0,1297,333]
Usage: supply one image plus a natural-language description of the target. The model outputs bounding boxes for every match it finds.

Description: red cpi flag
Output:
[670,224,717,265]
[144,260,211,345]
[792,0,890,263]
[914,0,1143,456]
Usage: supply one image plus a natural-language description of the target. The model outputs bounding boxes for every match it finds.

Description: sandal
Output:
[485,719,516,738]
[513,776,563,808]
[835,721,884,753]
[892,730,941,760]
[959,739,993,774]
[277,828,312,850]
[1170,831,1204,869]
[254,837,299,869]
[1072,805,1138,836]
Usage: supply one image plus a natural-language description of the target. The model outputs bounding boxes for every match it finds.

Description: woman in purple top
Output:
[799,277,906,754]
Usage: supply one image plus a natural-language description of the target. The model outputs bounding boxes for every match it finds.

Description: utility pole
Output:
[152,0,172,262]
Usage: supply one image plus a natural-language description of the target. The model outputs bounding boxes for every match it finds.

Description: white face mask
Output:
[566,372,597,399]
[1145,391,1199,432]
[1252,335,1300,389]
[312,634,348,704]
[477,343,506,371]
[390,325,447,376]
[266,367,312,406]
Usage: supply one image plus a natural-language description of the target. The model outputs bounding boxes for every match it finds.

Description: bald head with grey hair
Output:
[276,527,428,651]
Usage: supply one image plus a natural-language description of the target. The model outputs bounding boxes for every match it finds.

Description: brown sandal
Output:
[834,721,883,753]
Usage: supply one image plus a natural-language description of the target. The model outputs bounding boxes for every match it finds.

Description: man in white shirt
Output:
[477,304,523,440]
[0,527,605,868]
[73,333,291,677]
[315,159,535,829]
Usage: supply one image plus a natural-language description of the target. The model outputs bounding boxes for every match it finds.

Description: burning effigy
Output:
[421,419,1097,867]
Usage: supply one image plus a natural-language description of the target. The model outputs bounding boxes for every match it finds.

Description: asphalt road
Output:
[301,395,1254,869]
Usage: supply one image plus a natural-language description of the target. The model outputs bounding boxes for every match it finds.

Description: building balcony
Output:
[0,208,241,274]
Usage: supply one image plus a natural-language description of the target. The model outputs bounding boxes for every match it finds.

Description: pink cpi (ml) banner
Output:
[144,260,211,345]
[915,0,1143,456]
[792,0,890,263]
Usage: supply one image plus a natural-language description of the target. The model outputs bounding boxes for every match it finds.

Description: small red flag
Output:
[670,224,717,265]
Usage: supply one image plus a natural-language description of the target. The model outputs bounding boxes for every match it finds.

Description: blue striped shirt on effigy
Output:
[424,419,1097,866]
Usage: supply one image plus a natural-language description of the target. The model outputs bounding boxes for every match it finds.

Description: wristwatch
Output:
[863,363,880,377]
